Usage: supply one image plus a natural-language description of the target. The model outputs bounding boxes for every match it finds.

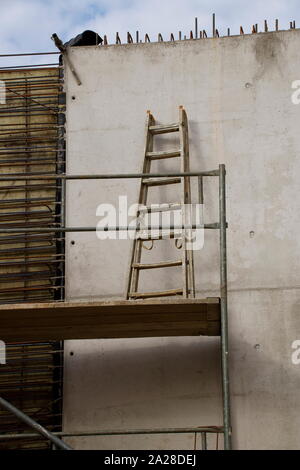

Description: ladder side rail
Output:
[178,107,188,297]
[179,106,195,298]
[126,111,154,298]
[182,107,195,298]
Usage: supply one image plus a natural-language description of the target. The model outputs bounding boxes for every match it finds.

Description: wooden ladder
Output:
[126,106,195,300]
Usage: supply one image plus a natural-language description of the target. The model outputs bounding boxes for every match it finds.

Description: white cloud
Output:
[0,0,299,66]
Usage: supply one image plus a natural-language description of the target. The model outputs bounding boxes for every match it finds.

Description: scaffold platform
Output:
[0,297,220,342]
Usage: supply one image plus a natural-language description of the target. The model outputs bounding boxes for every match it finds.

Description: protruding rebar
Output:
[213,13,216,37]
[264,20,268,32]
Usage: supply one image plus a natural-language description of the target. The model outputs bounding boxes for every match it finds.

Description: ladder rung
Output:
[146,150,181,160]
[149,123,179,135]
[138,203,181,214]
[142,178,181,186]
[129,288,183,299]
[137,231,182,240]
[132,260,182,270]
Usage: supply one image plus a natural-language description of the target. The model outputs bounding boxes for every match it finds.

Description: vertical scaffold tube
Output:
[219,164,232,450]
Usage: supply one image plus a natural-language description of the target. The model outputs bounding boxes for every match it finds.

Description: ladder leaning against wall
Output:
[126,106,232,450]
[126,106,195,300]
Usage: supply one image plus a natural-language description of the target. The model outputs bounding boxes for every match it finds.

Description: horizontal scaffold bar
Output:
[0,223,221,233]
[0,170,220,181]
[0,426,224,440]
[0,52,59,57]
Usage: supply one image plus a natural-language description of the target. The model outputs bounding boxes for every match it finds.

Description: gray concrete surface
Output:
[63,29,300,449]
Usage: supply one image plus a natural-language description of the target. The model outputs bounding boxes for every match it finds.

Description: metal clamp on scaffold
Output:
[51,33,82,86]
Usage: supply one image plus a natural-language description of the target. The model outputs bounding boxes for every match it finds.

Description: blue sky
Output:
[1,0,300,65]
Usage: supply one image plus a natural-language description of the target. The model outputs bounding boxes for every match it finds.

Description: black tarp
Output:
[64,30,103,47]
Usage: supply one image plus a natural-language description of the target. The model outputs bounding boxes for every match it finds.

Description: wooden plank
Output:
[132,260,182,269]
[141,177,181,186]
[148,123,179,134]
[0,298,220,341]
[138,203,181,214]
[129,288,183,298]
[146,150,181,160]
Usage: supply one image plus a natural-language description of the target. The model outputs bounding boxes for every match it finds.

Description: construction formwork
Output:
[0,60,65,449]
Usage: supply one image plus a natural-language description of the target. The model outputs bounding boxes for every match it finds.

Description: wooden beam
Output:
[0,298,220,341]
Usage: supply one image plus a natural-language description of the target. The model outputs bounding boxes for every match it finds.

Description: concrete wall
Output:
[63,30,300,449]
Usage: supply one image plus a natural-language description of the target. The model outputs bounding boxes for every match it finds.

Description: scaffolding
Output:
[0,50,231,451]
[0,165,231,449]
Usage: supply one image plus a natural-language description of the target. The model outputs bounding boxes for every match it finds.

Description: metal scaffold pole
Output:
[219,164,232,450]
[0,396,72,450]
